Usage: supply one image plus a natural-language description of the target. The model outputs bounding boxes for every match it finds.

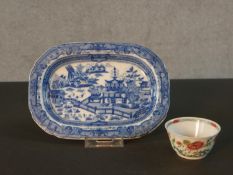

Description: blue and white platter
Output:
[28,43,170,139]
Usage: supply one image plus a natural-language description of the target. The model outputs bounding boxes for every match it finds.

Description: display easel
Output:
[85,138,124,148]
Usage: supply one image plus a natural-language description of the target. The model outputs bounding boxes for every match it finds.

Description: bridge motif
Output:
[49,62,153,122]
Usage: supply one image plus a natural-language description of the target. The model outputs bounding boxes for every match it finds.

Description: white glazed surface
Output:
[167,118,220,138]
[165,117,221,160]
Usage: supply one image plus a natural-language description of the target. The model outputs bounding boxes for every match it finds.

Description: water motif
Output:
[49,62,152,123]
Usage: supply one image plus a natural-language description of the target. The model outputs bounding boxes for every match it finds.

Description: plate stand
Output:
[84,138,124,148]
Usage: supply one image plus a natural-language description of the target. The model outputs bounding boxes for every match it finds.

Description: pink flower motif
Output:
[187,141,204,150]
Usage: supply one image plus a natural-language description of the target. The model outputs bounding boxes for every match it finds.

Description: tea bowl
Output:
[165,117,221,160]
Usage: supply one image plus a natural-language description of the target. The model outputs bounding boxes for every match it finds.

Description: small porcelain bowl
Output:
[165,117,221,160]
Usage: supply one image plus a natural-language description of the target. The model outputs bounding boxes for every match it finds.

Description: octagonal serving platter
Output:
[28,43,170,139]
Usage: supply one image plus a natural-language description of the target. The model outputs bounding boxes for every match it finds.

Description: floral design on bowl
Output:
[165,117,221,160]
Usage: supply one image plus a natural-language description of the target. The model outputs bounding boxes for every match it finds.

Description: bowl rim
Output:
[165,116,221,139]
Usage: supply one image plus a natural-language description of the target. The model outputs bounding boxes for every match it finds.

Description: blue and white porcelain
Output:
[28,43,170,139]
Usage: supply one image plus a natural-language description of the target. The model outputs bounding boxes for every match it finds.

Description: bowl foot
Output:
[176,152,207,160]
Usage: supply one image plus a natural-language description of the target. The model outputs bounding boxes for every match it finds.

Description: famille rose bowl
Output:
[165,117,221,160]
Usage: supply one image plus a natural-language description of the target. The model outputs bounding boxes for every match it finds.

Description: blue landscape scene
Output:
[49,62,153,122]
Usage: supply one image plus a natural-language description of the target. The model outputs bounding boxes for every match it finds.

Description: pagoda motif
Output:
[88,67,127,104]
[50,63,153,121]
[105,67,124,92]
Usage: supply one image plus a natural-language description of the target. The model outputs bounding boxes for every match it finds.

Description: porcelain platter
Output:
[28,43,170,139]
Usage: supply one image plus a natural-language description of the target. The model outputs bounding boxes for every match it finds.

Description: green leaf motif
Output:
[183,140,190,145]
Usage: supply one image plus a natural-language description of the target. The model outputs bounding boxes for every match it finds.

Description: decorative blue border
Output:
[28,43,170,139]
